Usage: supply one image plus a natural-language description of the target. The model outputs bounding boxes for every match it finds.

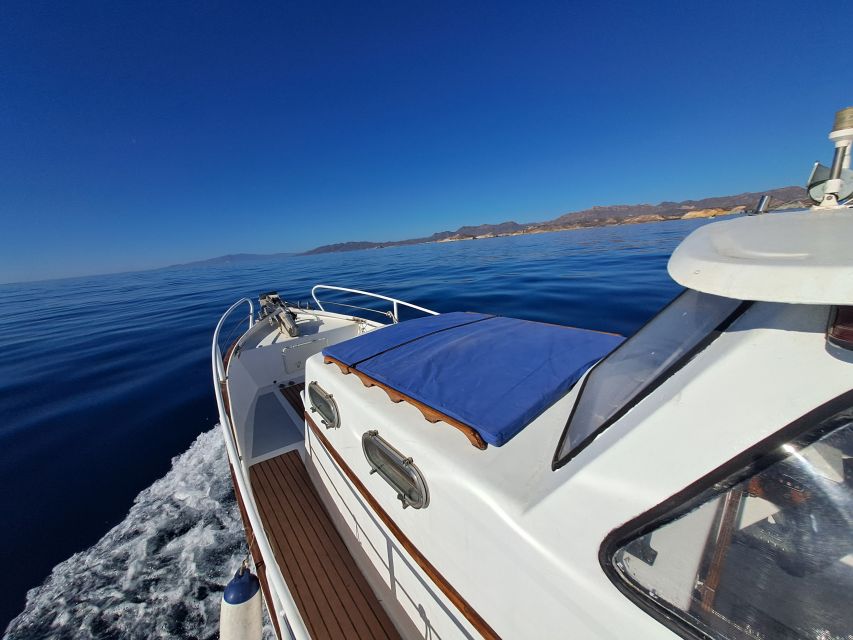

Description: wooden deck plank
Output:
[260,459,366,640]
[273,453,384,625]
[279,382,305,416]
[272,453,397,640]
[250,475,325,638]
[253,463,340,639]
[250,451,402,640]
[253,457,389,640]
[277,453,399,639]
[258,460,362,639]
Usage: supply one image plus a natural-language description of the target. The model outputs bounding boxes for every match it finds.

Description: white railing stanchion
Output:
[212,297,254,382]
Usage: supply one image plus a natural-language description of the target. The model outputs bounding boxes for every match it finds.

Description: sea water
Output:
[0,218,713,638]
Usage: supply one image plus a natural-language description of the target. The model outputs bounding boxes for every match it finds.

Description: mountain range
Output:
[301,185,807,255]
[171,185,808,267]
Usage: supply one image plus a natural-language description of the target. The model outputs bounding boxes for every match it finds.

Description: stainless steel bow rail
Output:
[311,284,438,324]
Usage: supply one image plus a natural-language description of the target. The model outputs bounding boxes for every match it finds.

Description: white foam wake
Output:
[4,428,274,639]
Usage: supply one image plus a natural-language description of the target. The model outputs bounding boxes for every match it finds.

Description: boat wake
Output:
[4,428,274,640]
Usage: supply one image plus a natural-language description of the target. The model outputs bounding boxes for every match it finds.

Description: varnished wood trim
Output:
[698,486,744,613]
[323,355,488,450]
[305,412,502,640]
[221,339,239,439]
[223,339,238,369]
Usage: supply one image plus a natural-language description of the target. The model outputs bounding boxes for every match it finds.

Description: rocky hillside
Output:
[302,185,807,254]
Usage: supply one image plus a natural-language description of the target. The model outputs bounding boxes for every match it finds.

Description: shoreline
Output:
[432,206,744,243]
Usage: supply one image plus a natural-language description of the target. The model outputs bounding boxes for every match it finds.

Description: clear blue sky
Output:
[0,1,849,283]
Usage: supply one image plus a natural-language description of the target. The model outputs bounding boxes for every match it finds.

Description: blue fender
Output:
[223,567,260,605]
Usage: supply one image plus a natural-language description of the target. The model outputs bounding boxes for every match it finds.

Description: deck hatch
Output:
[324,313,623,447]
[362,431,429,509]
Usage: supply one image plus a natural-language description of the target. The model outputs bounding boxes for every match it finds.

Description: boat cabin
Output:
[213,110,853,640]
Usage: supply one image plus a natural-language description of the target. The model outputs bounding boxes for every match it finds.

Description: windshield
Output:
[553,289,746,468]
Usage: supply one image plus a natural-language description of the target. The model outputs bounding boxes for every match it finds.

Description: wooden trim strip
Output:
[221,339,239,438]
[305,412,502,640]
[323,355,487,450]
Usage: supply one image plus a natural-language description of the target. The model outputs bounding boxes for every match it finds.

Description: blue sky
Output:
[0,1,849,283]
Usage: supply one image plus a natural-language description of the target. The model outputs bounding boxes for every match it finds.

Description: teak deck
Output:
[279,382,306,416]
[248,451,401,640]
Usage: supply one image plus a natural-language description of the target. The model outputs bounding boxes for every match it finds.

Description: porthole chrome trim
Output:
[307,381,340,429]
[362,430,429,509]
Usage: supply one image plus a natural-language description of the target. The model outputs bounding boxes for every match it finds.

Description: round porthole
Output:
[308,381,340,429]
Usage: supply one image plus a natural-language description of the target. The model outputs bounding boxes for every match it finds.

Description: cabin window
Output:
[553,290,746,468]
[362,431,429,509]
[307,381,340,429]
[607,398,853,640]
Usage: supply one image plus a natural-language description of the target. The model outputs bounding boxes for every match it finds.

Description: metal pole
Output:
[829,145,846,181]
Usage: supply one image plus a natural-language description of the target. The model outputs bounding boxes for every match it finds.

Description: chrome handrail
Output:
[211,299,310,640]
[316,300,396,322]
[311,284,438,323]
[212,297,254,382]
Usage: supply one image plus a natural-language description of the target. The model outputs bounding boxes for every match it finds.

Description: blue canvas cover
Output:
[325,311,492,366]
[323,314,623,446]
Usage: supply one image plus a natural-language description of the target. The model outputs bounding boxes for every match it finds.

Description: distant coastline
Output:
[0,185,812,289]
[163,185,808,269]
[299,185,807,256]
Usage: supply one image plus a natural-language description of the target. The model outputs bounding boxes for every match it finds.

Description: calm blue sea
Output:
[0,218,713,638]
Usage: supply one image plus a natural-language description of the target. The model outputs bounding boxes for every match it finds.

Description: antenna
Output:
[808,107,853,207]
[819,107,853,207]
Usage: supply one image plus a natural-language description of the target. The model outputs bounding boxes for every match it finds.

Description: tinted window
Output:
[554,290,744,467]
[611,403,853,640]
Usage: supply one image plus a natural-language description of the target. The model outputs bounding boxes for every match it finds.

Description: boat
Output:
[211,108,853,640]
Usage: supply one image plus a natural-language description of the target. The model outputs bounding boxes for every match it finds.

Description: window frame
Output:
[598,389,853,640]
[552,291,751,470]
[362,430,430,510]
[307,381,341,429]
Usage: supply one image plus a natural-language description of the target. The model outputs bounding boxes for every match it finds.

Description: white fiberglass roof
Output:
[668,207,853,305]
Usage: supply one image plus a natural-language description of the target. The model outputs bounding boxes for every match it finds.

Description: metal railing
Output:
[211,298,310,640]
[311,284,438,324]
[213,298,255,381]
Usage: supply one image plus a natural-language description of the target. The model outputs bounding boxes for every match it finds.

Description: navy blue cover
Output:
[324,314,623,446]
[325,311,493,366]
